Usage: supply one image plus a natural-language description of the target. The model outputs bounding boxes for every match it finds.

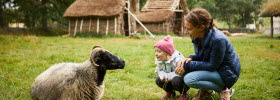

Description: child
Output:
[154,35,189,100]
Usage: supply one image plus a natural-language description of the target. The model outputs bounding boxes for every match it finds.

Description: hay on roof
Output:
[142,0,174,11]
[137,10,174,23]
[260,0,280,17]
[64,0,125,18]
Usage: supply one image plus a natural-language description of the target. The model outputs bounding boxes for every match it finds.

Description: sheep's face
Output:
[90,46,125,70]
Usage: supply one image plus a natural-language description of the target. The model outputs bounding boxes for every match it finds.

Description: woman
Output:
[175,8,241,100]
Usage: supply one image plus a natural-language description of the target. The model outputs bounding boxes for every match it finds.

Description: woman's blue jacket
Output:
[184,28,241,88]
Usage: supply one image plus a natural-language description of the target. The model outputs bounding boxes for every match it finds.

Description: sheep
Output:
[30,46,125,100]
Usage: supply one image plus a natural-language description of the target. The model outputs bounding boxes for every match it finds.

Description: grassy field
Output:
[0,34,279,100]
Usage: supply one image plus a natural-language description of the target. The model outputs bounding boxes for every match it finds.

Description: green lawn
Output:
[0,34,279,100]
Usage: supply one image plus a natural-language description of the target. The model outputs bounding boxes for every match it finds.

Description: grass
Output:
[0,34,279,100]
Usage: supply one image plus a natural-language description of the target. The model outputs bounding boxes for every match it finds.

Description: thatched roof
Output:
[137,0,188,23]
[142,0,175,11]
[260,0,280,17]
[136,10,174,23]
[64,0,125,18]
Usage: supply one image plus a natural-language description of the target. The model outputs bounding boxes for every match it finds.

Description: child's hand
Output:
[175,66,185,75]
[162,76,168,83]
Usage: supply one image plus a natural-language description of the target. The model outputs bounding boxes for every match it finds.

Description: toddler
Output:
[154,35,189,100]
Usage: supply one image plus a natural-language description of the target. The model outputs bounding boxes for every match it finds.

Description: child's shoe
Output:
[220,88,234,100]
[192,89,215,100]
[178,93,189,100]
[161,92,176,100]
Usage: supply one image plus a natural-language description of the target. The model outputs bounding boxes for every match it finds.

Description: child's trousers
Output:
[155,76,189,94]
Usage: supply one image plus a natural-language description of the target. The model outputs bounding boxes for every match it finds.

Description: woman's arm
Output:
[184,38,227,73]
[189,45,199,61]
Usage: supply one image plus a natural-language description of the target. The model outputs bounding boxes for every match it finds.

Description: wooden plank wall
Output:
[136,22,172,34]
[68,16,123,36]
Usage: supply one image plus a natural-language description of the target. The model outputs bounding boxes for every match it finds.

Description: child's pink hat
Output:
[154,35,175,55]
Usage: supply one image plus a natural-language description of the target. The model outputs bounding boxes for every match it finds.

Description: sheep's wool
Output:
[31,47,125,100]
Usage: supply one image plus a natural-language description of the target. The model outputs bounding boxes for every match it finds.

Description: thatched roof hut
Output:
[136,0,189,36]
[64,0,125,17]
[260,0,280,38]
[64,0,136,37]
[260,0,280,17]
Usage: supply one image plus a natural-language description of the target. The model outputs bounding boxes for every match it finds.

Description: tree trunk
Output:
[40,0,48,30]
[24,14,36,29]
[0,0,7,28]
[241,13,245,27]
[226,19,231,29]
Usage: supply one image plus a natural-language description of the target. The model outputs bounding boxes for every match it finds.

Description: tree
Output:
[0,0,10,28]
[185,0,263,29]
[0,0,74,30]
[215,0,239,29]
[139,0,147,10]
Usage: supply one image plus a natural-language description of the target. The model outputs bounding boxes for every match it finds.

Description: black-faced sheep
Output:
[30,46,125,100]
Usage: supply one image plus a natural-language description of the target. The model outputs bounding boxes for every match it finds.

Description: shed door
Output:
[123,13,129,36]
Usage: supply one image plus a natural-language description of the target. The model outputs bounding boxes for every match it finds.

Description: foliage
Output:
[186,0,263,28]
[139,0,147,10]
[0,0,268,32]
[0,0,74,29]
[0,34,279,99]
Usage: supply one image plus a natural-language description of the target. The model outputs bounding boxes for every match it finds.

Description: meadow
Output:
[0,34,279,100]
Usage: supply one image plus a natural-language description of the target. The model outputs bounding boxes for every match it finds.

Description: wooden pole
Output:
[130,0,138,34]
[114,17,117,34]
[125,7,155,38]
[271,16,274,38]
[158,24,160,33]
[68,20,71,36]
[127,1,131,36]
[162,23,164,34]
[74,19,78,36]
[106,18,109,36]
[89,18,92,32]
[180,13,184,36]
[80,19,83,33]
[97,18,99,34]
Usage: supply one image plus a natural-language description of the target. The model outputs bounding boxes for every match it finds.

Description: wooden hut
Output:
[136,0,189,36]
[64,0,137,36]
[260,0,280,38]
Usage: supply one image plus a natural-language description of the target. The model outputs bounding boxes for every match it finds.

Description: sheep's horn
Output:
[90,47,105,66]
[92,46,102,50]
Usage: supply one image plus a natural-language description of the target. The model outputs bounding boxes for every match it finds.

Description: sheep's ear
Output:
[92,46,102,50]
[90,47,105,66]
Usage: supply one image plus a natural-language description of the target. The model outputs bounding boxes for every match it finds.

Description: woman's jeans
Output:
[184,71,225,92]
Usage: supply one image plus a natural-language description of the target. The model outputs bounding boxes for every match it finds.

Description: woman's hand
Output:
[175,58,192,75]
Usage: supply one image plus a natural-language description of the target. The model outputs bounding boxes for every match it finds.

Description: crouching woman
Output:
[175,8,241,100]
